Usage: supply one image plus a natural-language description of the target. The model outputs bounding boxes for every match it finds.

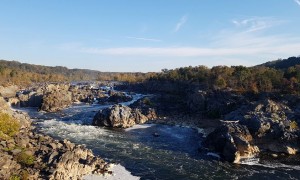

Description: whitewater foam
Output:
[240,158,300,170]
[124,124,155,132]
[83,164,140,180]
[38,119,109,140]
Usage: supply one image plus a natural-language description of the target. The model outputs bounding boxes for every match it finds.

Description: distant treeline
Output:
[139,56,300,94]
[0,60,153,86]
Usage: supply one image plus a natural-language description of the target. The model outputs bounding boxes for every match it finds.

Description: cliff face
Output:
[0,96,110,179]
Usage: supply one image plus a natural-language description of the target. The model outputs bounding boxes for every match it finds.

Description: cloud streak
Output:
[231,17,283,33]
[126,36,162,42]
[174,15,188,32]
[295,0,300,6]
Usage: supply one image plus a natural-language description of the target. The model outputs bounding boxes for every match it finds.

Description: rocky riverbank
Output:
[0,96,110,179]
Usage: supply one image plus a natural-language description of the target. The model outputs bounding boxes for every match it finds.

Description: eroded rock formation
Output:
[204,99,300,163]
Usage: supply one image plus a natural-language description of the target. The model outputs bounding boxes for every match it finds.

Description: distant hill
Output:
[0,60,151,86]
[257,56,300,70]
[0,60,104,80]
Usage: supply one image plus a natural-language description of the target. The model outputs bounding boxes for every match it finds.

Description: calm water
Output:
[18,94,300,180]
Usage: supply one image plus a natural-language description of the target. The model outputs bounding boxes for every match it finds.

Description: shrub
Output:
[16,152,35,166]
[0,112,20,139]
[290,121,299,131]
[20,170,30,180]
[9,175,20,180]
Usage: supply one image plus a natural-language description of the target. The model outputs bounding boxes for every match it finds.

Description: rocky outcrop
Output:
[93,104,154,128]
[15,83,108,110]
[187,90,244,118]
[203,122,259,163]
[69,85,105,103]
[40,84,72,112]
[107,91,133,103]
[0,98,109,179]
[204,99,300,163]
[0,85,18,98]
[129,97,157,120]
[225,99,299,153]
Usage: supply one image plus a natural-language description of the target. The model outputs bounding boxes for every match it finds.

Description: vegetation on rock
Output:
[0,112,20,139]
[16,151,35,166]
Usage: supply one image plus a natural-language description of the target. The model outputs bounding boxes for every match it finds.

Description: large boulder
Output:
[203,122,259,163]
[92,104,149,128]
[40,85,72,112]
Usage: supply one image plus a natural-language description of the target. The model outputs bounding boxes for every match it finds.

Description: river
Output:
[17,94,300,180]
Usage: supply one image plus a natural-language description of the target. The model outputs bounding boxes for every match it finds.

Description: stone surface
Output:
[203,122,259,163]
[93,104,152,128]
[0,85,18,98]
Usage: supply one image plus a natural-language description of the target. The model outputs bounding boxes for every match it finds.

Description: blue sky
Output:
[0,0,300,72]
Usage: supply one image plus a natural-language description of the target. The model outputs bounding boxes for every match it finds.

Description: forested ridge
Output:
[0,59,152,86]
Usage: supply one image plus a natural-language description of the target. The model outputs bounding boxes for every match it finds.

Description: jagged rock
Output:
[92,104,150,128]
[49,146,106,180]
[69,85,103,103]
[225,99,293,136]
[203,122,259,163]
[129,97,158,120]
[205,99,300,163]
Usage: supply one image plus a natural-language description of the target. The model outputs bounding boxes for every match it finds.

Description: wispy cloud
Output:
[231,17,282,33]
[174,15,188,32]
[81,40,300,58]
[126,36,162,42]
[294,0,300,6]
